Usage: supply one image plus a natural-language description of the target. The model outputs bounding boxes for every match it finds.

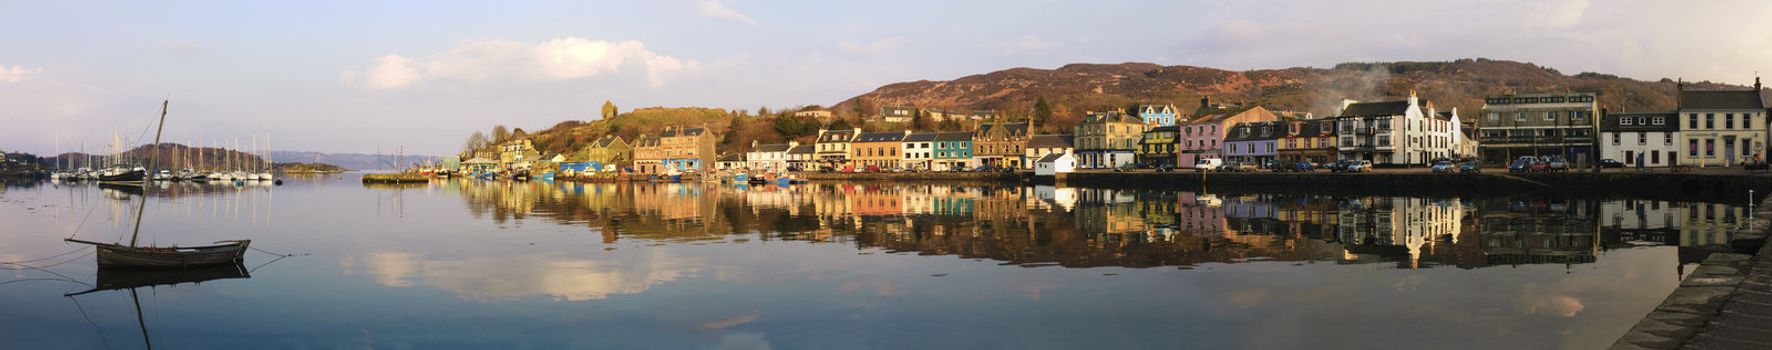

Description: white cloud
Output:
[694,0,758,26]
[0,64,42,83]
[1003,34,1059,51]
[838,36,909,55]
[344,37,699,89]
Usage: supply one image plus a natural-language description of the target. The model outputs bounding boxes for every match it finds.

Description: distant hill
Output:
[833,58,1770,132]
[459,106,781,158]
[49,143,268,171]
[268,151,440,171]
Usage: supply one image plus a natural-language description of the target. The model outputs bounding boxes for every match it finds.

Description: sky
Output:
[3,0,1771,156]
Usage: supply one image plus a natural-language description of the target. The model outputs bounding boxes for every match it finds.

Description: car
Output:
[1292,161,1316,172]
[1430,160,1454,173]
[1229,161,1258,172]
[1509,156,1539,173]
[1459,161,1482,174]
[1346,160,1373,172]
[1266,160,1289,171]
[1154,163,1176,172]
[1194,158,1223,172]
[1545,157,1569,172]
[1323,160,1348,172]
[1113,163,1136,172]
[1530,161,1551,172]
[1599,159,1625,168]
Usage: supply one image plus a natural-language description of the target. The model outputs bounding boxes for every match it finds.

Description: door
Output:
[1726,136,1737,165]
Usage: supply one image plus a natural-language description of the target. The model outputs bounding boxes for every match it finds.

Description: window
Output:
[1625,151,1635,164]
[1516,113,1527,122]
[1727,114,1735,129]
[1612,133,1621,145]
[1487,112,1499,121]
[1545,111,1557,121]
[1745,139,1754,157]
[1621,118,1634,126]
[1707,114,1715,129]
[1652,117,1665,125]
[1638,133,1647,145]
[1691,139,1700,156]
[1690,114,1699,129]
[1706,139,1716,156]
[1665,133,1673,145]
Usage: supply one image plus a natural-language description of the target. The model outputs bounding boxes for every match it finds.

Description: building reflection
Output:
[438,179,1746,271]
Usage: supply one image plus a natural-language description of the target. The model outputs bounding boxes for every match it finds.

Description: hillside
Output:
[834,58,1769,132]
[268,151,441,171]
[461,106,791,158]
[49,143,268,171]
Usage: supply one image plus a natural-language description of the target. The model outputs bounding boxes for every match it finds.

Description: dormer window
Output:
[1621,118,1633,126]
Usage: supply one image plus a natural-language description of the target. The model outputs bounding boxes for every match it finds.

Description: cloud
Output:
[343,37,699,89]
[1003,34,1059,51]
[838,36,909,55]
[694,0,757,26]
[0,64,42,83]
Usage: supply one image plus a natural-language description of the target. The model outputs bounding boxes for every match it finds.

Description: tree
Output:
[1125,103,1143,117]
[601,100,618,119]
[911,109,929,130]
[1033,97,1053,129]
[463,131,489,155]
[827,118,854,131]
[492,125,511,143]
[758,106,771,117]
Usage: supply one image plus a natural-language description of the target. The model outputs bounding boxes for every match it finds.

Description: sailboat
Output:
[64,263,250,350]
[66,99,252,268]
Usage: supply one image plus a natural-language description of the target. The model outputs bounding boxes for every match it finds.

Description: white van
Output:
[1194,158,1223,172]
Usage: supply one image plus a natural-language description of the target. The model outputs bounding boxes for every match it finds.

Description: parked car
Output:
[1599,159,1625,168]
[1346,160,1373,173]
[1509,156,1539,173]
[1545,157,1569,172]
[1430,160,1454,173]
[1229,161,1258,172]
[1194,158,1223,172]
[1325,160,1350,172]
[1529,161,1551,172]
[1292,161,1316,172]
[1154,163,1176,172]
[1459,161,1482,174]
[1266,160,1288,171]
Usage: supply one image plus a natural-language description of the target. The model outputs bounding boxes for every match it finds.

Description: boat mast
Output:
[129,99,169,247]
[129,288,155,350]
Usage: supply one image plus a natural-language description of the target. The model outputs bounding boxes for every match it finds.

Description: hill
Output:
[460,106,792,158]
[834,58,1769,132]
[49,143,269,171]
[268,151,441,171]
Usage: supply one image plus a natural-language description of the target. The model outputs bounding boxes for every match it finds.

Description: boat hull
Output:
[81,240,252,269]
[98,169,147,183]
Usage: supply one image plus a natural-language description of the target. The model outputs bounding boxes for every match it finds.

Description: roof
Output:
[1600,111,1679,132]
[1224,122,1282,142]
[634,136,660,147]
[1337,100,1417,117]
[1036,153,1068,163]
[1188,105,1260,123]
[463,158,497,164]
[977,122,1031,137]
[1081,111,1143,124]
[934,131,974,141]
[904,132,940,142]
[717,153,744,162]
[753,143,792,152]
[854,132,907,142]
[661,127,708,137]
[787,144,816,154]
[817,129,858,143]
[590,135,625,148]
[1027,134,1074,149]
[1681,89,1766,110]
[1145,125,1180,133]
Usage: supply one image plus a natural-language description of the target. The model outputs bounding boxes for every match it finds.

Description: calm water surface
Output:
[0,174,1749,349]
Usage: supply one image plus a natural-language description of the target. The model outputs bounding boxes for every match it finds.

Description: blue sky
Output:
[3,0,1770,156]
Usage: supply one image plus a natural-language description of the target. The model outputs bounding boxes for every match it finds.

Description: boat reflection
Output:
[65,263,252,350]
[435,179,1744,271]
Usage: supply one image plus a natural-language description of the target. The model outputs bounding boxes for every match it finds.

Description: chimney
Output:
[1339,99,1359,114]
[1200,96,1212,110]
[1408,90,1419,107]
[1756,76,1762,91]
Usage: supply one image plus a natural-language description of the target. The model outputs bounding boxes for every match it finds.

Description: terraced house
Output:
[973,121,1030,169]
[902,132,939,171]
[1136,104,1180,126]
[1025,134,1075,163]
[1600,112,1677,168]
[850,131,908,170]
[814,128,859,170]
[1074,111,1147,169]
[1137,126,1179,168]
[1177,98,1280,168]
[631,135,663,174]
[745,141,796,172]
[497,129,541,170]
[1334,93,1460,166]
[659,126,716,172]
[1278,118,1337,164]
[933,132,975,171]
[1478,92,1599,166]
[1678,78,1767,167]
[581,135,631,171]
[1223,122,1280,166]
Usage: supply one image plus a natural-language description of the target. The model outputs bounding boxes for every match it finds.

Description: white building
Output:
[902,132,938,170]
[1677,79,1767,167]
[1024,134,1074,170]
[745,141,797,172]
[1334,92,1461,166]
[1035,151,1076,176]
[1600,112,1678,167]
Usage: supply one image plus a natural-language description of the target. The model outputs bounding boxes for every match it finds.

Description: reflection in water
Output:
[342,248,703,301]
[438,179,1742,271]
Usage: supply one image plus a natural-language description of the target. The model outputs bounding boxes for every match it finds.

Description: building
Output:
[659,126,716,172]
[715,153,746,170]
[1073,111,1147,169]
[1334,93,1461,166]
[1678,78,1767,167]
[631,135,663,174]
[1600,112,1678,168]
[786,144,817,171]
[813,128,859,170]
[1025,134,1075,168]
[902,132,939,171]
[850,131,909,170]
[1035,151,1076,176]
[497,130,541,170]
[1224,121,1280,166]
[1137,126,1179,168]
[933,132,974,171]
[1278,118,1337,163]
[745,141,796,172]
[792,109,835,120]
[878,106,917,123]
[1478,93,1599,166]
[973,121,1031,169]
[1178,98,1281,168]
[582,135,632,171]
[1136,104,1180,127]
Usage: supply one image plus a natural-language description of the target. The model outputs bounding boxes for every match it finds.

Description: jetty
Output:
[360,173,428,184]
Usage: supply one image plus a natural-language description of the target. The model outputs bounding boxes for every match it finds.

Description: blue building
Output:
[934,131,974,171]
[1137,104,1180,127]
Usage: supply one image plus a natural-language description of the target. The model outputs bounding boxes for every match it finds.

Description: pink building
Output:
[1176,97,1282,168]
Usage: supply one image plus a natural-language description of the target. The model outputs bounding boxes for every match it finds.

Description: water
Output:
[0,175,1749,349]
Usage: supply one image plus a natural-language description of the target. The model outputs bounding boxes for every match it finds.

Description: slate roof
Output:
[1082,111,1142,124]
[1337,100,1419,117]
[1224,122,1281,142]
[904,132,939,142]
[589,136,625,148]
[1037,153,1067,163]
[717,153,744,162]
[817,129,857,143]
[978,122,1031,137]
[1600,112,1678,132]
[661,127,708,138]
[1681,89,1766,110]
[1189,105,1261,122]
[634,136,660,147]
[787,144,816,154]
[854,132,907,143]
[1026,134,1074,149]
[934,132,974,141]
[753,143,792,152]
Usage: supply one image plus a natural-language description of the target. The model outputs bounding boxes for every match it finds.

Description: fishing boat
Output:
[67,99,254,269]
